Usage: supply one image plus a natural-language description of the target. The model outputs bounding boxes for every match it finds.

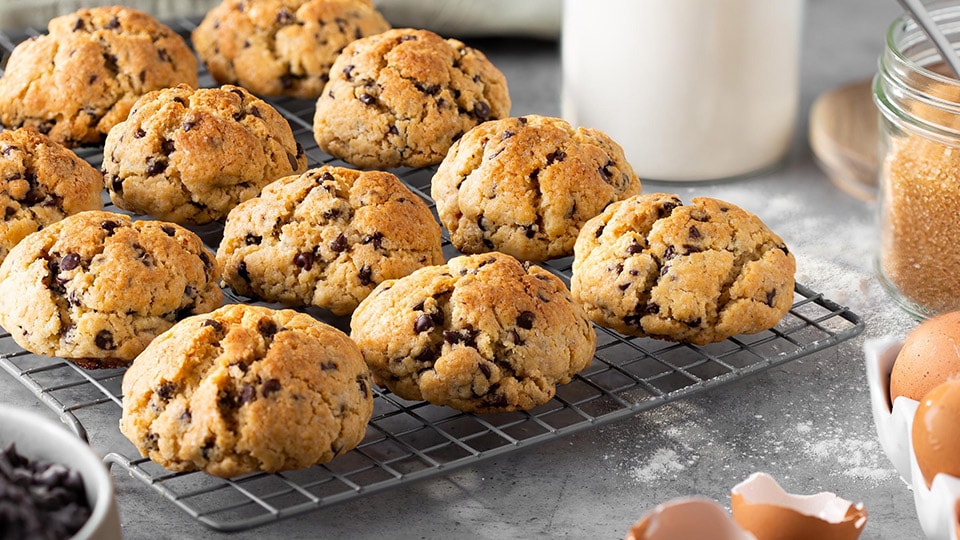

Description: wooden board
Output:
[808,78,879,201]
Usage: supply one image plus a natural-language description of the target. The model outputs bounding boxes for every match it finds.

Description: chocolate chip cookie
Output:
[313,27,511,169]
[192,0,391,99]
[0,127,103,266]
[350,251,596,413]
[120,303,374,478]
[432,115,641,261]
[217,165,444,316]
[570,193,796,345]
[0,6,198,148]
[102,84,307,225]
[0,210,222,368]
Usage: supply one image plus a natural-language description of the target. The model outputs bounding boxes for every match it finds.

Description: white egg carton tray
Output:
[865,338,960,540]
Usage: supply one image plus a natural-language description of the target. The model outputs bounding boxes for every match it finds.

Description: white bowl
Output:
[865,337,960,540]
[0,403,121,540]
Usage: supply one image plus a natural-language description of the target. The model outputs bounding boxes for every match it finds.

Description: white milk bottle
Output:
[562,0,804,181]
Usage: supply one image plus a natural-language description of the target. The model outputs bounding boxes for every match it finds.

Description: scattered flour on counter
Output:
[754,193,804,221]
[679,185,805,223]
[609,403,707,484]
[794,256,874,313]
[612,412,897,488]
[629,448,689,483]
[792,422,898,485]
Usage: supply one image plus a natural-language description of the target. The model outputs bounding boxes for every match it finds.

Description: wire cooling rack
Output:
[0,18,866,532]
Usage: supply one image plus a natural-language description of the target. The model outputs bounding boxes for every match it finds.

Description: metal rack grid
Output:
[1,287,863,532]
[0,18,866,532]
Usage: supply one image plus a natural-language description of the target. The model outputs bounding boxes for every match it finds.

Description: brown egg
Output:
[730,472,867,540]
[890,311,960,404]
[912,379,960,488]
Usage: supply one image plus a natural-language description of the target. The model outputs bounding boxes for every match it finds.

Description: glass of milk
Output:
[561,0,804,182]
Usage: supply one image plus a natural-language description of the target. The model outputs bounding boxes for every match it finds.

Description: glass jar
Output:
[874,1,960,317]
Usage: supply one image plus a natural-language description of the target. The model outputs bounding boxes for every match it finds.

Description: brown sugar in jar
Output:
[879,137,960,315]
[874,4,960,317]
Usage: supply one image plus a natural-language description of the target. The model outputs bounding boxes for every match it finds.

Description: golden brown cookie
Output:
[431,114,641,261]
[0,127,103,266]
[0,210,222,368]
[570,193,796,345]
[102,84,307,225]
[192,0,391,99]
[0,6,198,147]
[350,252,596,413]
[313,27,511,169]
[217,165,444,316]
[120,304,374,478]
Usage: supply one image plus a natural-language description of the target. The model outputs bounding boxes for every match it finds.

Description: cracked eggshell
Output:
[624,497,755,540]
[730,472,867,540]
[864,337,916,483]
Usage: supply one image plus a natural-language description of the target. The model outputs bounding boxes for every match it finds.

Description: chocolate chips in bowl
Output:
[0,404,121,540]
[0,444,90,538]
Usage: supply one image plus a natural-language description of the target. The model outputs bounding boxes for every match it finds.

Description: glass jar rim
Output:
[884,3,960,88]
[875,1,960,144]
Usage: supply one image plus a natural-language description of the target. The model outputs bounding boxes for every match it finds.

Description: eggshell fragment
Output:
[624,497,755,540]
[890,310,960,403]
[730,472,867,540]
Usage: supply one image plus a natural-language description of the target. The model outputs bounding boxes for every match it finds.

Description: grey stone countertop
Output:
[0,0,925,538]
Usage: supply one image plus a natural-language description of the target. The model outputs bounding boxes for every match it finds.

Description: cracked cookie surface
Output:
[103,84,307,225]
[571,193,796,345]
[0,127,103,266]
[0,6,197,148]
[312,27,511,169]
[350,251,596,413]
[0,210,222,368]
[431,115,641,261]
[217,165,444,316]
[193,0,390,99]
[120,304,374,478]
